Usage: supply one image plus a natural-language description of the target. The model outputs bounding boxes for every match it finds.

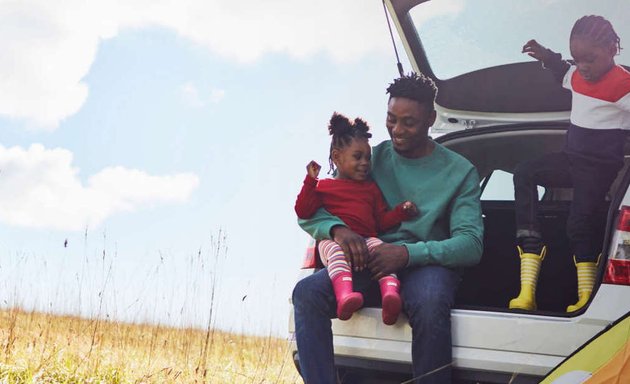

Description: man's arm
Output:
[404,168,483,268]
[369,167,483,277]
[298,208,345,240]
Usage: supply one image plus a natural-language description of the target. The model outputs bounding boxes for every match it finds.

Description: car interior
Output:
[446,126,630,313]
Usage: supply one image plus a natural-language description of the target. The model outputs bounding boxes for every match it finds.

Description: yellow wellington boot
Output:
[509,246,546,311]
[566,256,599,313]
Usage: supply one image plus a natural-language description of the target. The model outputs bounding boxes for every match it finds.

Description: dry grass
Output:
[0,308,300,383]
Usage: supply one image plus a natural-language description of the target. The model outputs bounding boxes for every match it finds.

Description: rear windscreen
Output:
[410,0,630,80]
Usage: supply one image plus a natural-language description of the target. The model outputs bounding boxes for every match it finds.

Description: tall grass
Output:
[0,229,301,383]
[0,308,300,383]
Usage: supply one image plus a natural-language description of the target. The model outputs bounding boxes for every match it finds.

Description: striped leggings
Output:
[318,237,396,280]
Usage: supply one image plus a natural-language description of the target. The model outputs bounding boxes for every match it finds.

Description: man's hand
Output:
[331,226,368,271]
[522,39,551,62]
[368,243,409,280]
[306,160,321,179]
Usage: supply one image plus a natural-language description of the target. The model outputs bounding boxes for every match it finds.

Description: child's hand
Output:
[306,161,321,179]
[401,201,419,218]
[522,39,551,62]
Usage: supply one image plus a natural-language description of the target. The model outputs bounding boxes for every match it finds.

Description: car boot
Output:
[566,256,599,313]
[509,246,546,311]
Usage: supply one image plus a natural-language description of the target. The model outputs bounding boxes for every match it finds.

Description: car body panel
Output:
[432,105,570,137]
[289,284,630,377]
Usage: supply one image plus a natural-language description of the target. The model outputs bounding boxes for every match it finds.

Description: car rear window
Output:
[410,0,630,80]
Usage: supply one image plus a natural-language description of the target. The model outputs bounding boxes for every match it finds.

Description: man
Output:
[292,73,483,383]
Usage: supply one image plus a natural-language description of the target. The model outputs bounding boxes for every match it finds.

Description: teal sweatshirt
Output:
[298,140,483,268]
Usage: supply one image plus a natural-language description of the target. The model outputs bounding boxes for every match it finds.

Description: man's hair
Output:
[386,72,437,110]
[571,15,621,54]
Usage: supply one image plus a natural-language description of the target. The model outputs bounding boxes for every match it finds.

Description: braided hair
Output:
[327,112,372,174]
[386,72,437,111]
[571,15,621,54]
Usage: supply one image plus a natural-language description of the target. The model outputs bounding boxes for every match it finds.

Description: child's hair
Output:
[386,72,437,111]
[571,15,622,55]
[327,112,372,174]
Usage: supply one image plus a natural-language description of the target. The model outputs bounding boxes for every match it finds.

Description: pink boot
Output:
[379,276,402,325]
[331,272,364,320]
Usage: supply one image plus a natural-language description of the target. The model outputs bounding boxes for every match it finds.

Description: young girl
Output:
[511,15,630,312]
[294,113,418,324]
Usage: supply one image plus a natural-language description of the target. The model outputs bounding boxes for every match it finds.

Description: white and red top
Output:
[562,65,630,165]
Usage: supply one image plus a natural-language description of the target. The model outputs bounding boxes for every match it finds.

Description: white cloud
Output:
[180,82,225,108]
[209,88,225,104]
[0,0,413,130]
[0,144,200,231]
[410,0,465,25]
[180,82,204,108]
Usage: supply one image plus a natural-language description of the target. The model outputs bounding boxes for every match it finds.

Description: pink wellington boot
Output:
[331,272,364,320]
[379,276,402,325]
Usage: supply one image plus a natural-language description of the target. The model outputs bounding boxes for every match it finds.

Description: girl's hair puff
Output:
[327,112,372,174]
[571,15,622,55]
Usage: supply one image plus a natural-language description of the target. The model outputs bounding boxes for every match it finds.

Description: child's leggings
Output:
[318,237,396,279]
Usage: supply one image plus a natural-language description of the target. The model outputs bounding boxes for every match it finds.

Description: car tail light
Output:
[302,238,319,269]
[604,205,630,285]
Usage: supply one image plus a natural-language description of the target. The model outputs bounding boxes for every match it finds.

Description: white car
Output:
[289,0,630,382]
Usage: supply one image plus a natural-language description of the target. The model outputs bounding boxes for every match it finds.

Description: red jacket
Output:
[294,175,410,237]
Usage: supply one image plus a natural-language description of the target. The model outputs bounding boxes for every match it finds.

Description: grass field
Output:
[0,308,300,383]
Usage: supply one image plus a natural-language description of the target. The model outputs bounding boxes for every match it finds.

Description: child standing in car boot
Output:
[294,112,419,324]
[511,15,630,312]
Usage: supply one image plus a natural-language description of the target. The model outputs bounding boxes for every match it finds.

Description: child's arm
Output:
[294,161,323,219]
[373,185,419,232]
[523,39,570,83]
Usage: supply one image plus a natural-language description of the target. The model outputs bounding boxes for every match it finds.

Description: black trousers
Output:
[513,151,622,262]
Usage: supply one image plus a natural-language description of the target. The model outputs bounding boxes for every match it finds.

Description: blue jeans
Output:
[292,265,461,384]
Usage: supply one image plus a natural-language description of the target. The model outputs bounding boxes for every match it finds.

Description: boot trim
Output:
[517,245,546,260]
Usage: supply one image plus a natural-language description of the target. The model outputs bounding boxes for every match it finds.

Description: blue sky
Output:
[0,0,417,335]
